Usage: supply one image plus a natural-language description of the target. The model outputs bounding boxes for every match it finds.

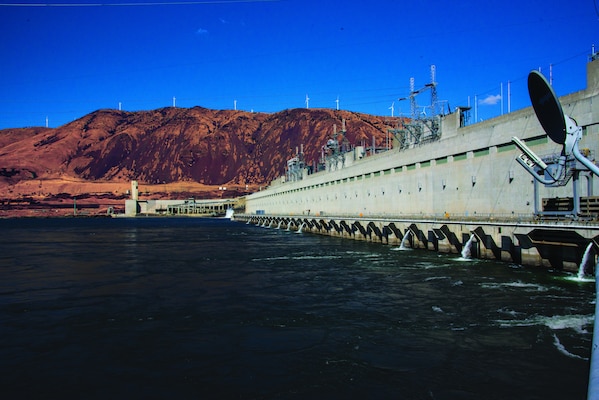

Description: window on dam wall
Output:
[454,153,467,161]
[497,143,516,152]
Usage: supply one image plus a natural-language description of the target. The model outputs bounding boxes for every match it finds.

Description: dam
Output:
[236,55,599,273]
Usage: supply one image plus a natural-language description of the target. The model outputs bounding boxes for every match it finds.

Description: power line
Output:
[0,0,278,6]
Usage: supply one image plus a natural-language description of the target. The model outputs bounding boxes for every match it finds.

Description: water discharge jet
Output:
[398,230,412,250]
[296,222,306,234]
[578,242,594,280]
[461,233,476,259]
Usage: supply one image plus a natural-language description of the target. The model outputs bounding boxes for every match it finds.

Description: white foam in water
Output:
[252,254,344,262]
[542,314,593,333]
[292,254,343,260]
[345,251,380,259]
[252,256,293,261]
[453,254,475,262]
[564,275,596,283]
[432,306,444,313]
[497,307,523,317]
[552,333,588,360]
[390,246,412,251]
[504,281,549,291]
[424,276,451,282]
[497,313,593,334]
[422,262,450,269]
[481,281,549,292]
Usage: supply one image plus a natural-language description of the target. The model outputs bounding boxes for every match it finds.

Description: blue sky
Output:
[0,0,597,129]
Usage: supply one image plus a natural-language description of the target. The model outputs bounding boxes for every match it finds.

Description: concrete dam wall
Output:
[240,58,599,271]
[244,60,599,219]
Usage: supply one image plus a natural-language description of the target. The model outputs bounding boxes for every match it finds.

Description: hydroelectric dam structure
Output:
[235,56,599,275]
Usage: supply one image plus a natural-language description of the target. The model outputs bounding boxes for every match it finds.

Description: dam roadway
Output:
[234,213,599,274]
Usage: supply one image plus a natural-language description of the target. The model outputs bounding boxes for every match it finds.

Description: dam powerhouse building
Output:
[236,56,599,272]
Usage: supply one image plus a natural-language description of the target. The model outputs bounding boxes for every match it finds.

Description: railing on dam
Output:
[246,211,599,227]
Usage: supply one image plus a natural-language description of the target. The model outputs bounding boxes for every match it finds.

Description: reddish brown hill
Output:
[0,107,398,214]
[0,127,51,148]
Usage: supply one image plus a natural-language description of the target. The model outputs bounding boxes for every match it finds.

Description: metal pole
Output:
[501,82,504,115]
[508,81,511,113]
[588,261,599,400]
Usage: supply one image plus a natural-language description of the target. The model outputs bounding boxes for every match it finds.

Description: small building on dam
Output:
[124,181,237,217]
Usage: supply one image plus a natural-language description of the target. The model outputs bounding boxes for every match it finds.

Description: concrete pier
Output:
[234,214,599,273]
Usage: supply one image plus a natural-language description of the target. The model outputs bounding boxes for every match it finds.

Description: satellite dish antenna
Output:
[528,70,566,145]
[511,68,599,218]
[512,70,599,186]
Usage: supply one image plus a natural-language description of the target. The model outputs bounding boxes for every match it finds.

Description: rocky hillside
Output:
[0,106,397,201]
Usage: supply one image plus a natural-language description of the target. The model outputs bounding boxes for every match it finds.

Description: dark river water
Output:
[0,217,594,399]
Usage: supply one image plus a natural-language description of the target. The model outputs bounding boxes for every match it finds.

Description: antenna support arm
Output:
[573,140,599,176]
[512,136,559,184]
[514,155,558,185]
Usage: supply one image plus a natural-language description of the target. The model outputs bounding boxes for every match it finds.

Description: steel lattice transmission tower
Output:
[391,64,442,150]
[429,64,438,117]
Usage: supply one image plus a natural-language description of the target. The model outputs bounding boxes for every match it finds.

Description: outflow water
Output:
[0,217,594,399]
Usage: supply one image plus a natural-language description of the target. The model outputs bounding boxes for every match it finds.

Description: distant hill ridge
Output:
[0,107,396,198]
